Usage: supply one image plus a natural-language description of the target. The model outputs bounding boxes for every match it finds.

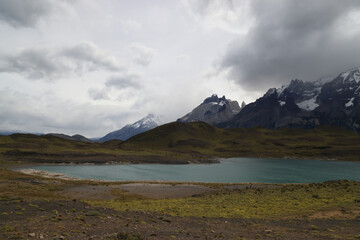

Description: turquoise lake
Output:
[23,158,360,183]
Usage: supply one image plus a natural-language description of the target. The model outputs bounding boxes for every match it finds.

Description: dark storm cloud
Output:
[220,0,360,90]
[105,74,142,90]
[0,42,124,80]
[0,0,68,28]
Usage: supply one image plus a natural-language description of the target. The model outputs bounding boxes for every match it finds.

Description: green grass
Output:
[88,180,360,219]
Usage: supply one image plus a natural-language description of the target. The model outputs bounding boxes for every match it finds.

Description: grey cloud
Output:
[183,0,234,16]
[88,88,110,101]
[0,0,71,28]
[0,42,124,80]
[182,0,249,33]
[131,43,156,67]
[105,74,142,90]
[219,0,360,91]
[62,42,123,72]
[0,48,68,79]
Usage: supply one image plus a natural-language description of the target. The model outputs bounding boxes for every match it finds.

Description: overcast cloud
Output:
[0,0,72,28]
[105,74,142,90]
[219,0,360,90]
[131,43,157,67]
[0,41,124,80]
[1,0,360,137]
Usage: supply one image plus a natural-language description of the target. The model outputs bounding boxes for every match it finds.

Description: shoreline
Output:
[13,167,324,186]
[15,167,293,185]
[17,168,81,181]
[12,156,360,184]
[9,156,360,186]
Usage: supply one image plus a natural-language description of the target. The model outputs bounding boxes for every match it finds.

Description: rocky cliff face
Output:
[177,94,243,125]
[220,68,360,132]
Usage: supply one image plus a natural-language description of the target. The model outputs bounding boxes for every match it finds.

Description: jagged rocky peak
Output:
[177,94,243,125]
[203,94,227,104]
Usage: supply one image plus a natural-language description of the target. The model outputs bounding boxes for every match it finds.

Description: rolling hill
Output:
[122,122,360,161]
[1,123,359,163]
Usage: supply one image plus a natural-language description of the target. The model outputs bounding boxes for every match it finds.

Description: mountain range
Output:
[99,114,161,142]
[219,67,360,133]
[2,67,359,142]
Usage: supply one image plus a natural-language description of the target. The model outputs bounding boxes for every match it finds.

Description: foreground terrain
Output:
[1,124,360,239]
[1,164,360,240]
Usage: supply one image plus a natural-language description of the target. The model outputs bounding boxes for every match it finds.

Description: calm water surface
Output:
[23,158,360,183]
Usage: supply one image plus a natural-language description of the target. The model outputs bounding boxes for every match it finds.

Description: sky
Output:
[1,0,360,137]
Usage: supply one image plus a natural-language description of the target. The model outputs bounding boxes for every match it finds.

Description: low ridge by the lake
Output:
[21,158,360,183]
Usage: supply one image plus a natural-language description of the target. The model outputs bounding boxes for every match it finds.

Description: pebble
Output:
[28,233,36,237]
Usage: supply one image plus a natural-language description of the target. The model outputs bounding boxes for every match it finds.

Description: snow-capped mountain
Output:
[177,94,244,125]
[99,114,162,142]
[220,67,360,132]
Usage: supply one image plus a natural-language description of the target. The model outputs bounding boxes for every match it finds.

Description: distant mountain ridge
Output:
[220,67,360,132]
[177,94,244,125]
[0,130,43,136]
[46,133,92,143]
[99,114,161,142]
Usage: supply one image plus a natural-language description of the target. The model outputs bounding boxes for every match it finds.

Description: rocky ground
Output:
[2,197,360,240]
[1,166,360,239]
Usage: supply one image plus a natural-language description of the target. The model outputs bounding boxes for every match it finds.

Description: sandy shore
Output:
[17,169,79,181]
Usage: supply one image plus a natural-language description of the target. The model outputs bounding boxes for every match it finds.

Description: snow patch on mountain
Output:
[296,97,319,111]
[345,98,355,108]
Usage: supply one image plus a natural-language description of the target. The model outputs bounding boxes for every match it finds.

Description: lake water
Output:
[22,158,360,183]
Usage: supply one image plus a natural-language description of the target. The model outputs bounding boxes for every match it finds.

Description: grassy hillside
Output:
[1,122,360,163]
[0,133,197,164]
[122,122,360,161]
